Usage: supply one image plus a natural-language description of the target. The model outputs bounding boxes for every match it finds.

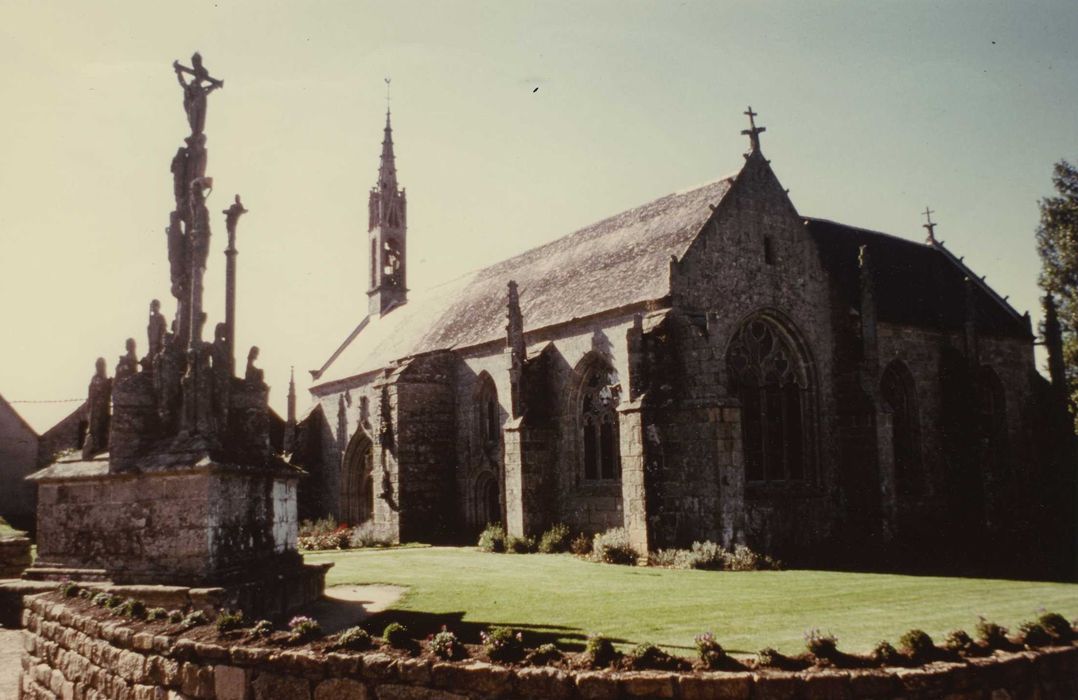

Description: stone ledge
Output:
[16,596,1078,700]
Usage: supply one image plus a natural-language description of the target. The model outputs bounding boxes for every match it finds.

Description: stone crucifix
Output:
[173,52,224,136]
[741,106,766,152]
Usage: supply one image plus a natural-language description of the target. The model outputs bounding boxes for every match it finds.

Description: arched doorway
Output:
[474,471,501,527]
[341,428,374,524]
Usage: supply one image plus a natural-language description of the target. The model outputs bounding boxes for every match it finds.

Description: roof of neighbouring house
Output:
[2,397,84,437]
[805,218,1031,339]
[312,176,736,388]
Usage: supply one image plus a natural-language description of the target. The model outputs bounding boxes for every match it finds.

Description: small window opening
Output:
[764,236,775,265]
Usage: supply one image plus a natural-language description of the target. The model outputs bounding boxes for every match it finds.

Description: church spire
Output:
[378,78,397,191]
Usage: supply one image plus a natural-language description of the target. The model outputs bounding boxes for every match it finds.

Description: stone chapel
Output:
[292,107,1074,572]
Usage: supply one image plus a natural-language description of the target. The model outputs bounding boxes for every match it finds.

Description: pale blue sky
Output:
[1,1,1075,415]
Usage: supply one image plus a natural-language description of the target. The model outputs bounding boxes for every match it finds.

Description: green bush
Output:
[383,622,412,649]
[180,610,209,630]
[57,581,79,598]
[629,642,675,670]
[145,608,168,622]
[117,598,147,620]
[804,628,838,660]
[975,617,1009,649]
[167,609,185,624]
[334,626,372,651]
[724,544,781,571]
[871,640,902,666]
[647,549,681,567]
[288,615,322,642]
[755,647,784,668]
[507,535,537,554]
[429,626,463,660]
[215,610,245,633]
[477,524,507,553]
[583,633,617,668]
[943,629,974,655]
[527,643,562,665]
[1037,612,1073,643]
[350,520,393,548]
[538,523,572,553]
[250,620,273,638]
[92,592,120,609]
[569,532,592,556]
[592,528,638,565]
[694,632,725,669]
[1018,621,1052,648]
[481,626,526,663]
[898,629,935,662]
[685,541,728,570]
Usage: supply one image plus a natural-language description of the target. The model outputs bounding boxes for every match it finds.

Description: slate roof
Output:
[2,397,83,437]
[313,177,735,387]
[805,218,1030,339]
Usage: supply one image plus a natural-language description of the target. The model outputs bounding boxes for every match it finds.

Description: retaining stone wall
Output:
[0,536,32,578]
[18,595,1078,699]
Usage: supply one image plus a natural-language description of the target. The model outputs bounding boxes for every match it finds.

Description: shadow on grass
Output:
[359,609,634,651]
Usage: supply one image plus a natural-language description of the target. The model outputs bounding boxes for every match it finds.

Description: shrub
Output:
[117,598,147,620]
[694,631,726,669]
[685,541,728,570]
[78,588,93,600]
[975,617,1009,649]
[592,528,638,565]
[250,619,273,638]
[477,524,507,553]
[804,628,838,660]
[383,622,412,649]
[1018,621,1052,648]
[871,640,902,666]
[527,643,562,665]
[583,633,617,668]
[506,535,537,554]
[755,647,784,668]
[350,520,392,548]
[145,608,168,622]
[215,610,245,633]
[569,532,592,556]
[288,615,322,642]
[724,544,781,571]
[943,629,974,655]
[898,629,935,662]
[167,610,185,624]
[1037,612,1073,643]
[629,642,675,670]
[647,549,682,568]
[334,626,372,651]
[481,626,526,663]
[57,581,79,598]
[298,516,351,551]
[538,523,572,553]
[429,626,463,660]
[92,592,119,609]
[180,610,209,630]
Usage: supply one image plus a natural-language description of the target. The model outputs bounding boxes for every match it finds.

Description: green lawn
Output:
[305,547,1078,657]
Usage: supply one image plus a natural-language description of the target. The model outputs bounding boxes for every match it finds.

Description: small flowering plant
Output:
[804,628,838,659]
[694,631,725,669]
[288,615,322,642]
[428,625,463,660]
[481,626,525,663]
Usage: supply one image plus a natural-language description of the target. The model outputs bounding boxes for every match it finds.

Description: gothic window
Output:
[726,317,811,483]
[579,359,621,481]
[383,238,402,287]
[880,360,922,496]
[475,373,500,452]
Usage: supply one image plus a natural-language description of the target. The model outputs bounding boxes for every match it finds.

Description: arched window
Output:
[726,316,811,483]
[880,360,922,495]
[475,373,500,450]
[579,358,621,481]
[976,366,1006,440]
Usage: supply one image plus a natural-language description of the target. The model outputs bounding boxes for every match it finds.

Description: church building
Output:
[294,106,1073,570]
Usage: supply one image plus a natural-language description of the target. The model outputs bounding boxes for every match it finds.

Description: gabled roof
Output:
[1,396,84,437]
[313,177,735,388]
[805,218,1031,339]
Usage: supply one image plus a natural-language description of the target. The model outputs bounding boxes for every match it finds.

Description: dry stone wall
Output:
[18,595,1078,700]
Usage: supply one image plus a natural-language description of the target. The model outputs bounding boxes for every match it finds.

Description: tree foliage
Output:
[1036,159,1078,406]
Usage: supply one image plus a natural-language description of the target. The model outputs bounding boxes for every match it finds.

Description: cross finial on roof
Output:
[741,106,766,152]
[923,206,938,245]
[385,77,391,113]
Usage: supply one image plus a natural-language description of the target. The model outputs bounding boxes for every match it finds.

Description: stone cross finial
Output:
[923,207,938,245]
[385,77,391,111]
[173,52,223,136]
[741,106,766,152]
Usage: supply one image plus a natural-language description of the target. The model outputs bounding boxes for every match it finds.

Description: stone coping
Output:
[18,593,1078,699]
[28,455,301,482]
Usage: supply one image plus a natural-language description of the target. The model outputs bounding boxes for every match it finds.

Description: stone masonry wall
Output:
[19,595,1078,700]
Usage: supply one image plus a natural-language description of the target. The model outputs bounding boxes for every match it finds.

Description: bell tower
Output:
[367,79,407,316]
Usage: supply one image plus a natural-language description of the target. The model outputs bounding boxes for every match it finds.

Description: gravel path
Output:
[0,628,21,699]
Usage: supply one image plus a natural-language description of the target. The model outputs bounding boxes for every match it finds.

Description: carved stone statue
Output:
[147,299,167,360]
[82,358,112,459]
[170,146,189,205]
[173,53,223,135]
[115,338,139,382]
[245,345,264,385]
[223,194,247,235]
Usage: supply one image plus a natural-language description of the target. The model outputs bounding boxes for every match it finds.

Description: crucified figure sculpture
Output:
[173,52,224,135]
